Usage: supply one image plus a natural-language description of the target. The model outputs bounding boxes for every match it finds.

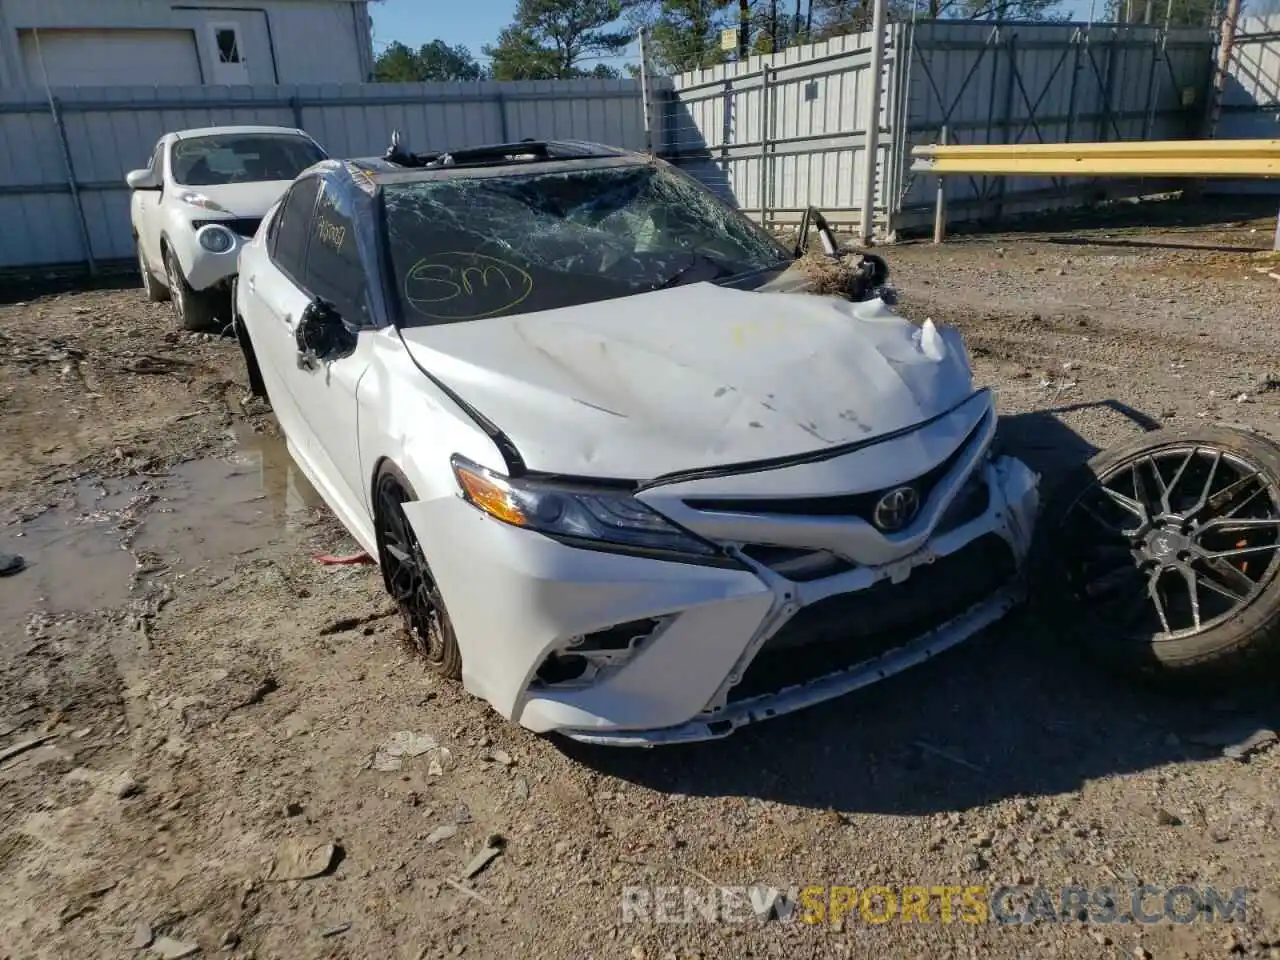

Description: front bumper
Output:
[172,227,246,292]
[401,439,1041,746]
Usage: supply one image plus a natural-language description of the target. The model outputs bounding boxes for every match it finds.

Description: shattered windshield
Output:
[381,163,794,326]
[170,134,327,186]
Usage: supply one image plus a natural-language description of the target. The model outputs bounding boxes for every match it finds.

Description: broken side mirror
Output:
[295,298,357,370]
[859,253,889,290]
[794,206,839,258]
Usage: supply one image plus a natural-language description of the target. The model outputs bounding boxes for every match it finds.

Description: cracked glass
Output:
[380,163,794,327]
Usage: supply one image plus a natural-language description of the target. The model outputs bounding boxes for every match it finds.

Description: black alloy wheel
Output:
[1030,425,1280,687]
[374,468,462,680]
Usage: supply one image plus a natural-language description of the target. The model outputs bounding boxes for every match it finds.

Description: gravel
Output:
[1,198,1279,959]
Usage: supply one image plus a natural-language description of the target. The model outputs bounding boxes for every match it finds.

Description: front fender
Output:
[358,330,508,516]
[162,212,242,292]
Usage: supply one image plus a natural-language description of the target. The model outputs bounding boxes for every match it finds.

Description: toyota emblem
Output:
[872,486,921,532]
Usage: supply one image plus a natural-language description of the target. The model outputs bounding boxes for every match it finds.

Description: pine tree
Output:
[484,0,637,80]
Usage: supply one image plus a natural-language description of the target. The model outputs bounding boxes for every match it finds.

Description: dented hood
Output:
[397,283,977,480]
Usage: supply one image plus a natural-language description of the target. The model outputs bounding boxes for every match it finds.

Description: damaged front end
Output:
[516,387,1041,746]
[395,192,1043,745]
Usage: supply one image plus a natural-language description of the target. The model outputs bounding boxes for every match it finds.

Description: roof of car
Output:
[338,138,653,186]
[170,125,310,140]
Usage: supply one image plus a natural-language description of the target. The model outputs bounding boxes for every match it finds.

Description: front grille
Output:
[726,533,1015,703]
[192,217,262,238]
[684,413,986,525]
[740,545,855,581]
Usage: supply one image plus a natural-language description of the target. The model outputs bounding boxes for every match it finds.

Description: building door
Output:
[208,22,250,84]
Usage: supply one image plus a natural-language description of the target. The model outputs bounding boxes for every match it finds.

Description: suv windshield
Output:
[381,163,794,326]
[171,133,326,186]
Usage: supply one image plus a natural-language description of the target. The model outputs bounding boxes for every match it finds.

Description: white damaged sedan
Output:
[232,138,1041,745]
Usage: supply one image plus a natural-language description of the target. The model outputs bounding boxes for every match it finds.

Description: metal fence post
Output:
[759,63,771,226]
[1064,28,1082,146]
[933,125,948,244]
[1098,29,1119,143]
[858,0,889,244]
[982,27,1003,221]
[995,32,1018,223]
[31,26,96,276]
[1206,0,1242,139]
[496,91,510,143]
[639,28,654,155]
[49,96,96,277]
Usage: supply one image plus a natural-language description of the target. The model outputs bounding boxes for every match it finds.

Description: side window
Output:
[302,179,369,325]
[270,176,321,283]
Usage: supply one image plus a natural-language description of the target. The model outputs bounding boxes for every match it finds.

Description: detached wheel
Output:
[164,247,220,332]
[138,241,169,303]
[1030,425,1280,687]
[374,466,462,680]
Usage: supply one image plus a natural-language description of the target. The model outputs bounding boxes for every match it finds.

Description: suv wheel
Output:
[164,247,220,332]
[138,241,169,303]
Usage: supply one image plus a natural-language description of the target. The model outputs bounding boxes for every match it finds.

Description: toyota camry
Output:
[231,137,1042,745]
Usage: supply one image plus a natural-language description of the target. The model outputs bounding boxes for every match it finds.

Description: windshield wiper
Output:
[714,260,795,285]
[649,255,731,291]
[650,263,701,290]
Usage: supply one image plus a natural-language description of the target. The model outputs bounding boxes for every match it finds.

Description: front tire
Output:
[374,465,463,680]
[138,240,170,303]
[1029,424,1280,689]
[164,247,220,332]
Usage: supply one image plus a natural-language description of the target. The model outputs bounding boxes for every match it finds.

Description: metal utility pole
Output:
[739,0,751,59]
[858,0,888,244]
[1206,0,1242,140]
[639,28,653,155]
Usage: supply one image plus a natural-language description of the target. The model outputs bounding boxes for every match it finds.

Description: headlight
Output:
[179,191,227,211]
[197,225,235,253]
[451,455,727,563]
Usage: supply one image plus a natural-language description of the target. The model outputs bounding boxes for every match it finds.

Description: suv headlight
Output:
[197,224,235,253]
[451,455,731,565]
[179,190,227,211]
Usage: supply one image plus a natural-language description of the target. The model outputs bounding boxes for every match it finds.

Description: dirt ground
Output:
[2,197,1280,960]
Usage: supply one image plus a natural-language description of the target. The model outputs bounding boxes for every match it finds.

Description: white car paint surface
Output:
[395,284,978,480]
[234,143,1042,746]
[127,125,327,307]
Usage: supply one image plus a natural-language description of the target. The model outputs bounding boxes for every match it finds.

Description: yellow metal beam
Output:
[910,140,1280,178]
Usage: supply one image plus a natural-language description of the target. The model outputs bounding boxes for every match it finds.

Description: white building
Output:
[0,0,376,88]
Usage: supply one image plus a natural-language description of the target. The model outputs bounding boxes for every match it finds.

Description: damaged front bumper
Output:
[402,412,1041,746]
[554,454,1039,745]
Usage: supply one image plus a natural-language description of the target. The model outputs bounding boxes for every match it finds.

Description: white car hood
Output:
[398,283,977,481]
[178,180,293,217]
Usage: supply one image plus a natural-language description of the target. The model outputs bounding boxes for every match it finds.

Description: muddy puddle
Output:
[0,430,326,619]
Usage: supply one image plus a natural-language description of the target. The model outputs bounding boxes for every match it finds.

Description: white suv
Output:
[127,125,328,330]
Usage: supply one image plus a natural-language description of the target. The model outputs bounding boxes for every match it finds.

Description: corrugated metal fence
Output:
[0,79,654,270]
[3,18,1279,271]
[663,21,1216,234]
[1215,13,1280,194]
[663,30,895,227]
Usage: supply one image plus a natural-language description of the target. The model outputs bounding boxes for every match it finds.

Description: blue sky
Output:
[369,0,1101,67]
[370,0,643,69]
[370,0,514,61]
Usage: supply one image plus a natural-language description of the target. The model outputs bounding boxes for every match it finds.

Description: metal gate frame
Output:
[886,23,1210,235]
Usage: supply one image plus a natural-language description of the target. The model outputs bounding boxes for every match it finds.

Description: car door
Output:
[136,140,166,266]
[242,173,374,527]
[239,175,320,458]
